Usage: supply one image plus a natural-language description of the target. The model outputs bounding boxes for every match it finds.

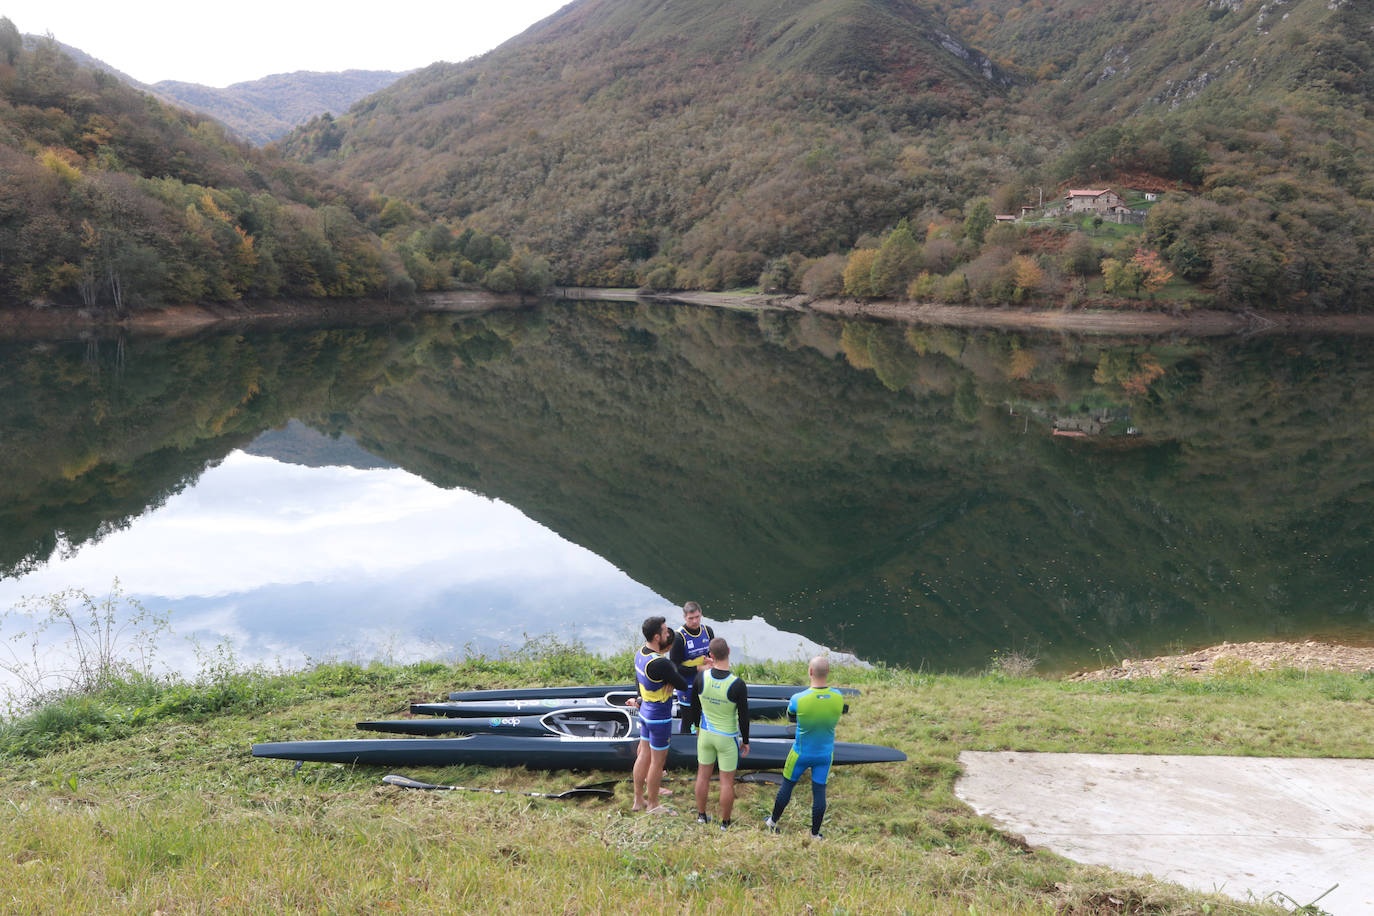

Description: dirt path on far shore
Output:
[811,299,1257,335]
[566,287,1374,335]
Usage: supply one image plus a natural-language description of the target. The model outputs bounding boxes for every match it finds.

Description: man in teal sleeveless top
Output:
[689,637,750,829]
[765,655,844,838]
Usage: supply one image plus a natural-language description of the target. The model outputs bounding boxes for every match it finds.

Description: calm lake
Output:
[1,300,1371,686]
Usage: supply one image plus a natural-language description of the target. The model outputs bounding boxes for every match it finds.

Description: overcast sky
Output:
[2,1,571,86]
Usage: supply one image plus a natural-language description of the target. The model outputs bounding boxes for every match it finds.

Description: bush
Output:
[799,254,847,297]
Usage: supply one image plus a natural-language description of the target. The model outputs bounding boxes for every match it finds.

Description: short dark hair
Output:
[708,637,729,660]
[642,615,667,642]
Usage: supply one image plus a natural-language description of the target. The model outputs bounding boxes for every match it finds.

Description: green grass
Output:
[3,651,1366,914]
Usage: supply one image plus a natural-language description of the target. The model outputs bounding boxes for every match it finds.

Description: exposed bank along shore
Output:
[1067,640,1374,681]
[5,287,1373,337]
[571,288,1374,336]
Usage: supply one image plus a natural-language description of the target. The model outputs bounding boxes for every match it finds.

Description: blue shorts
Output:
[639,715,673,751]
[782,748,834,785]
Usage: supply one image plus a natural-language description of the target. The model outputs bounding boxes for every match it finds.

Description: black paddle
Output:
[382,773,616,800]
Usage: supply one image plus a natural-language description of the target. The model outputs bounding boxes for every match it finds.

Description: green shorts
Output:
[696,730,740,771]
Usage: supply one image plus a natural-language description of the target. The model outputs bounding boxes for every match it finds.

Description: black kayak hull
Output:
[251,734,905,771]
[356,717,797,739]
[412,695,793,719]
[446,683,860,701]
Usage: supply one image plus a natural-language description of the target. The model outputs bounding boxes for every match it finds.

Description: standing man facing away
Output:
[669,600,714,734]
[765,655,844,838]
[632,615,691,813]
[690,637,750,829]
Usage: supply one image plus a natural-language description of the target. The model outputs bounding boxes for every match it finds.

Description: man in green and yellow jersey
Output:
[689,637,750,829]
[765,655,844,838]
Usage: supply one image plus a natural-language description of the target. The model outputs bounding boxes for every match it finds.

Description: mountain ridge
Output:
[22,35,405,145]
[149,69,408,145]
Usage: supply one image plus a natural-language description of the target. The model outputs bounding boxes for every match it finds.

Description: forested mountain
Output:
[0,29,547,310]
[147,71,407,146]
[927,0,1372,117]
[285,0,1374,310]
[281,0,1010,287]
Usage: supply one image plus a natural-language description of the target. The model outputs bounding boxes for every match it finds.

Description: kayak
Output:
[411,693,798,719]
[356,707,796,739]
[446,683,861,702]
[251,733,906,771]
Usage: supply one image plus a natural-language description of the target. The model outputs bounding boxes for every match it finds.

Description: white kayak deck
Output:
[955,752,1374,915]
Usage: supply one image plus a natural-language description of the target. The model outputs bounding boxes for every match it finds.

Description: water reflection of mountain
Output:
[2,306,1371,671]
[328,304,1373,671]
[0,329,411,579]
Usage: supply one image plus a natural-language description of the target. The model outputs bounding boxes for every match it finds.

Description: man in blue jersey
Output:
[669,601,714,733]
[689,637,750,829]
[631,615,691,813]
[765,655,844,838]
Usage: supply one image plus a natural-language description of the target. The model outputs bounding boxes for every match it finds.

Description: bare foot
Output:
[645,804,676,815]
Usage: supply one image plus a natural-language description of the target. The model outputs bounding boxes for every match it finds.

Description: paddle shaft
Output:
[382,774,614,799]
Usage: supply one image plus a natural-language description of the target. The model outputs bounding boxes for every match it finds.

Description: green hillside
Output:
[281,0,1011,287]
[283,0,1374,310]
[0,29,551,310]
[929,0,1372,116]
[0,33,408,308]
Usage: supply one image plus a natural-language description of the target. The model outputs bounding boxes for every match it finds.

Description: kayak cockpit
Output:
[540,708,636,738]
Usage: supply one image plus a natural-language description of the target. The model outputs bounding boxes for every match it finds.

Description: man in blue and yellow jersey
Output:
[689,637,750,829]
[631,615,691,813]
[668,601,714,733]
[765,655,844,838]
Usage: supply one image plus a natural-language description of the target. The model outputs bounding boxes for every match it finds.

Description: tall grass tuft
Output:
[0,580,167,716]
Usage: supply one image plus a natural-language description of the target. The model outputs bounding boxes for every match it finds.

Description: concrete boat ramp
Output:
[956,752,1374,915]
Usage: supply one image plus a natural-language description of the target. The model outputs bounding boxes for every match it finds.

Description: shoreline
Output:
[0,290,529,340]
[591,288,1374,336]
[4,287,1372,338]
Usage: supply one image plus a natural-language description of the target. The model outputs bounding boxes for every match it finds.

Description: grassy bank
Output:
[2,649,1371,915]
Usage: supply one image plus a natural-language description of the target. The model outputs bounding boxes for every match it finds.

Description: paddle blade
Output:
[545,788,615,800]
[383,774,444,790]
[572,779,621,791]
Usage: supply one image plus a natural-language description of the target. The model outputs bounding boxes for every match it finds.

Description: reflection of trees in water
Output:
[0,326,415,579]
[1,307,1371,670]
[329,305,1374,669]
